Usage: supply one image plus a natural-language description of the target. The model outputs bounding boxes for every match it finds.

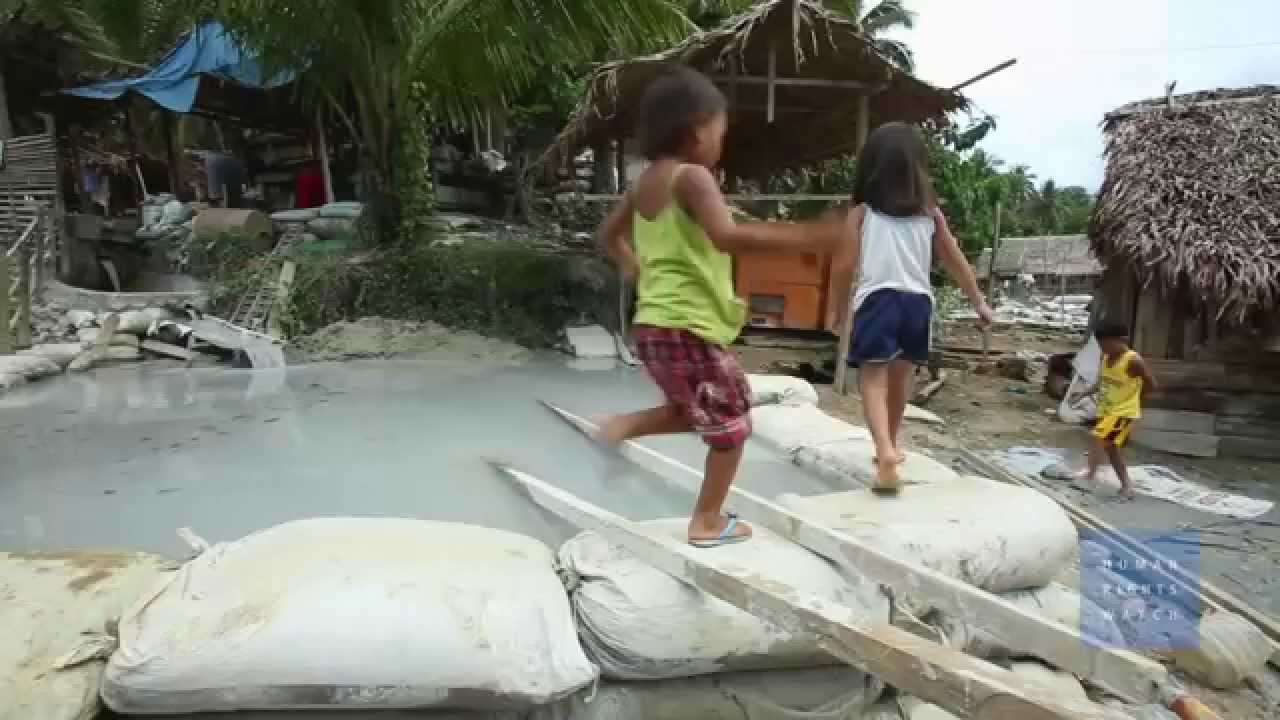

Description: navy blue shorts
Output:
[848,289,932,366]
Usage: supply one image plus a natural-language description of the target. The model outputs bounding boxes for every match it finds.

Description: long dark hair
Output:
[853,122,935,217]
[636,66,727,160]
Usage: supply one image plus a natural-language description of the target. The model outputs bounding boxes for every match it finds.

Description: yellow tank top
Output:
[631,167,746,347]
[1099,350,1143,418]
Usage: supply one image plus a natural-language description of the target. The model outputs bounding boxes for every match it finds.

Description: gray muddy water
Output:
[0,356,827,555]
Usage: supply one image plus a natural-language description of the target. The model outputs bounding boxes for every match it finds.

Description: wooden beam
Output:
[163,112,181,197]
[315,106,335,205]
[0,251,11,354]
[710,74,873,90]
[493,461,1132,720]
[766,41,777,125]
[855,94,871,154]
[268,260,297,340]
[949,59,1018,93]
[542,404,1170,705]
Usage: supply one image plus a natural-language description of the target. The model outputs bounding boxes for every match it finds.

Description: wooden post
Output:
[0,58,12,140]
[44,114,68,281]
[14,243,31,348]
[766,41,777,124]
[32,208,44,295]
[315,106,335,204]
[163,112,182,196]
[268,260,297,340]
[984,200,1002,301]
[590,141,611,194]
[855,94,871,153]
[0,251,11,354]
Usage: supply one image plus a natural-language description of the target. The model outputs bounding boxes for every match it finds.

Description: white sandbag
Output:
[0,372,27,391]
[898,697,958,720]
[0,354,62,380]
[271,208,320,223]
[64,310,97,330]
[319,201,365,219]
[0,551,168,720]
[793,439,960,489]
[777,476,1077,603]
[20,344,88,369]
[160,200,193,226]
[747,374,820,407]
[751,404,870,454]
[559,518,889,680]
[101,518,595,714]
[936,582,1125,658]
[100,311,152,336]
[76,329,140,348]
[1169,612,1274,689]
[1007,660,1087,701]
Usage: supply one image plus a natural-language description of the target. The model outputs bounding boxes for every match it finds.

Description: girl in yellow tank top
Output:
[591,68,844,548]
[1084,323,1158,499]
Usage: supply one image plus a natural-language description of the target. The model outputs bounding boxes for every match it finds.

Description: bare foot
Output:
[873,458,902,494]
[688,513,752,547]
[873,451,907,465]
[1119,485,1137,500]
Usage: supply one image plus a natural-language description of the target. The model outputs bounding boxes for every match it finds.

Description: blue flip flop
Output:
[689,512,751,548]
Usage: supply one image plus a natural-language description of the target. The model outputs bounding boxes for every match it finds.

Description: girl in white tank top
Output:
[830,123,994,493]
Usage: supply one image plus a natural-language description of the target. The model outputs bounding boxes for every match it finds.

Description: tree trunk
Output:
[0,58,14,140]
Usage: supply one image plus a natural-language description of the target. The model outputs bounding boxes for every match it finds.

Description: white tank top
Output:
[852,207,936,312]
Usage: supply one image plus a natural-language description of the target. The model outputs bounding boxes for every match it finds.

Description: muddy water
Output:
[0,357,826,555]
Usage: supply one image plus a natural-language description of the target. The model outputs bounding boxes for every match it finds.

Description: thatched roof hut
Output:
[1091,85,1280,326]
[542,0,965,180]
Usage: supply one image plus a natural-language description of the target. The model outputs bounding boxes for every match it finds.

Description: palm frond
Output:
[859,0,916,34]
[872,37,914,72]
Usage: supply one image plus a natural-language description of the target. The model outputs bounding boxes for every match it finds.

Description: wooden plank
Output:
[1141,409,1216,435]
[1214,414,1280,439]
[542,403,1168,704]
[1218,435,1280,461]
[765,41,777,124]
[0,251,10,354]
[268,260,297,340]
[1131,428,1219,458]
[493,462,1132,720]
[959,448,1280,664]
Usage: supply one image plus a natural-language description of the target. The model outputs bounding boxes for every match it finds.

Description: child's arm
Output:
[931,207,994,326]
[597,195,640,280]
[677,164,844,254]
[1130,353,1159,399]
[827,204,864,331]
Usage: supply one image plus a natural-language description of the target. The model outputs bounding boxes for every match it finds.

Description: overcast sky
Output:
[894,0,1280,191]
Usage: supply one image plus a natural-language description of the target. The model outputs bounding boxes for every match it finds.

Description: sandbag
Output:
[936,582,1125,658]
[76,329,140,347]
[777,476,1077,603]
[98,311,153,336]
[101,518,596,713]
[0,551,168,720]
[0,354,62,380]
[20,344,88,369]
[319,201,365,219]
[793,439,960,489]
[1007,660,1087,701]
[1169,611,1273,689]
[64,310,97,330]
[751,404,869,454]
[306,216,356,239]
[559,518,889,680]
[747,374,820,408]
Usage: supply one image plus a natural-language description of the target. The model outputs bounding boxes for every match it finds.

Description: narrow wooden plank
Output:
[0,251,11,354]
[493,462,1131,720]
[140,339,194,362]
[542,403,1167,704]
[1218,435,1280,461]
[1142,409,1216,435]
[1214,414,1280,439]
[1131,428,1219,458]
[959,448,1280,665]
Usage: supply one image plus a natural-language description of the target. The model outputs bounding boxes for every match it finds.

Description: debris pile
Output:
[947,294,1091,331]
[287,316,529,367]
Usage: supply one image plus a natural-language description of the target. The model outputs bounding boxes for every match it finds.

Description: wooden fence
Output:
[0,206,56,353]
[0,127,59,233]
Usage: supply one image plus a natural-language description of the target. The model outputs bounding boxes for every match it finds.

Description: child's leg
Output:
[597,405,691,444]
[1105,443,1134,497]
[886,358,915,462]
[860,362,899,490]
[689,444,748,542]
[1086,434,1107,480]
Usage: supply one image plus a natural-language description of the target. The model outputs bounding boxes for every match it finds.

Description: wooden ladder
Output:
[229,233,296,332]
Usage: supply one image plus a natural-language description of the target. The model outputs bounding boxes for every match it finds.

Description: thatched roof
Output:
[976,235,1100,280]
[542,0,965,179]
[1091,85,1280,324]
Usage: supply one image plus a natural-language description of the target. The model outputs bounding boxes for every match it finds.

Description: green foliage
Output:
[279,241,604,347]
[824,0,917,71]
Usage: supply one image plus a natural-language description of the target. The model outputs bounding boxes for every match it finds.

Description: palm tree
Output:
[825,0,917,72]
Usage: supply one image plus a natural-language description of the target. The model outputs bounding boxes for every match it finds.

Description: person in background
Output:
[594,67,847,547]
[828,123,993,494]
[1080,322,1158,499]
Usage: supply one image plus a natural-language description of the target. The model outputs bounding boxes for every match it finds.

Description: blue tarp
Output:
[62,21,295,113]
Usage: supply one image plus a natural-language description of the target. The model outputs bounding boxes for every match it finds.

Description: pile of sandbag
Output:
[0,550,168,720]
[101,518,597,714]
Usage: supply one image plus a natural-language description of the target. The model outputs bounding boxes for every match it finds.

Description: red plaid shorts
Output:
[632,325,752,449]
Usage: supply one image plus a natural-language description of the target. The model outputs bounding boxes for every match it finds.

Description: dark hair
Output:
[1094,321,1130,340]
[636,67,727,161]
[853,122,936,217]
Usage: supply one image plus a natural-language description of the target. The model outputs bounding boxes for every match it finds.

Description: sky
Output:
[894,0,1280,191]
